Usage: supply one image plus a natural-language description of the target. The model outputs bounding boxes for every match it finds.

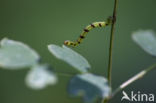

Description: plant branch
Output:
[111,63,156,98]
[107,0,118,87]
[56,71,75,77]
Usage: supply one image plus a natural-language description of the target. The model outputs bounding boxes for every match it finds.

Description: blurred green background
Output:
[0,0,156,103]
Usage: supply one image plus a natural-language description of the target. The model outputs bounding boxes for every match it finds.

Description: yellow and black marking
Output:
[64,17,113,47]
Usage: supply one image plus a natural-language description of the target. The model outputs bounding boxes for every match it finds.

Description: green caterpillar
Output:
[64,17,113,47]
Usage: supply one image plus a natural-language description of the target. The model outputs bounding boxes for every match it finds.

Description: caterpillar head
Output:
[64,40,71,46]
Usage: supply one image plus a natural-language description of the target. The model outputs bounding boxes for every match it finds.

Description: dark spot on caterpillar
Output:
[99,23,102,27]
[74,43,77,46]
[77,41,81,44]
[91,24,95,28]
[70,42,74,45]
[80,35,85,39]
[84,29,89,32]
[76,40,81,44]
[106,23,109,26]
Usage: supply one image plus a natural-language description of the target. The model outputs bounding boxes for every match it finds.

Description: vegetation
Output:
[0,0,156,103]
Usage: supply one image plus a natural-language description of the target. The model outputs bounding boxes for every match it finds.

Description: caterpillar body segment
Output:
[64,17,112,47]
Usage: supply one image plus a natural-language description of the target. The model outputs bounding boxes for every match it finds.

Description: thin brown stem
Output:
[102,0,118,103]
[56,71,75,77]
[107,0,118,87]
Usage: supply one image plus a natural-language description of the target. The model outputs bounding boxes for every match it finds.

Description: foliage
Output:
[0,0,156,102]
[0,38,57,90]
[68,73,111,103]
[0,29,156,103]
[0,38,39,69]
[132,30,156,56]
[25,64,57,90]
[48,44,91,73]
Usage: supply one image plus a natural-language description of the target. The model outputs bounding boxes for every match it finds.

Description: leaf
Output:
[0,38,40,69]
[132,30,156,56]
[48,44,91,73]
[68,73,111,103]
[25,64,57,90]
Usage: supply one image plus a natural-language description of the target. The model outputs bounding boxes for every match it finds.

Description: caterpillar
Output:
[64,17,113,47]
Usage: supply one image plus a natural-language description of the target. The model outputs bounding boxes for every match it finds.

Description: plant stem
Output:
[111,63,156,98]
[56,71,75,77]
[108,0,118,87]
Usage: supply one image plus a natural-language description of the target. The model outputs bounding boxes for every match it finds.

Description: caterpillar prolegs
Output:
[64,17,113,47]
